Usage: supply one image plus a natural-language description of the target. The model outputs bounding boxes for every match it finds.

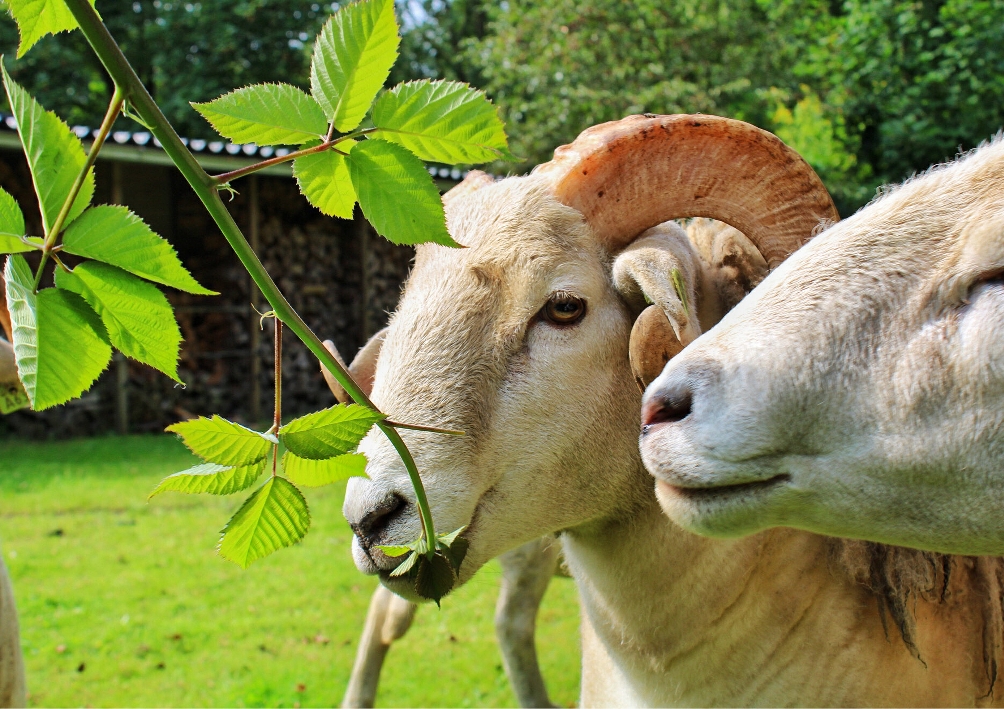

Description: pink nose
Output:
[641,385,692,428]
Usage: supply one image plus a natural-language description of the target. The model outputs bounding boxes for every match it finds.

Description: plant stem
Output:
[384,420,464,436]
[210,129,376,186]
[63,0,437,546]
[32,85,123,290]
[273,319,282,477]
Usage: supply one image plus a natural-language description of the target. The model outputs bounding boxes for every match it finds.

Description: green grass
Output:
[0,435,580,707]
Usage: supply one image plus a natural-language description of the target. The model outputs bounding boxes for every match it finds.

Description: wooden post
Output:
[111,162,129,435]
[249,175,262,425]
[355,205,371,341]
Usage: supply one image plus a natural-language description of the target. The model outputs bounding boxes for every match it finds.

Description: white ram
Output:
[641,137,1004,557]
[341,115,1004,705]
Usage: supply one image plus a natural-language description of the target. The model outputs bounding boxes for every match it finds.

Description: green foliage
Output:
[0,187,30,254]
[5,0,95,57]
[282,451,367,487]
[54,262,182,381]
[166,415,275,466]
[0,0,331,137]
[278,403,383,460]
[372,79,509,163]
[2,62,93,233]
[218,476,310,569]
[191,83,328,146]
[4,255,112,410]
[61,205,215,295]
[293,145,357,219]
[148,460,267,498]
[348,139,455,246]
[310,0,400,132]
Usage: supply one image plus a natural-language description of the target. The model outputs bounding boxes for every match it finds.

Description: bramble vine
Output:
[0,0,509,602]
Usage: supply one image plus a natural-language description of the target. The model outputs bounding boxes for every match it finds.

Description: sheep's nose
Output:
[343,477,407,541]
[641,385,692,427]
[641,361,709,429]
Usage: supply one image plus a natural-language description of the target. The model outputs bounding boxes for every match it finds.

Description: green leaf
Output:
[149,461,266,498]
[166,415,274,466]
[415,551,457,605]
[294,144,356,219]
[282,451,366,487]
[348,139,456,246]
[436,525,466,548]
[218,476,310,569]
[389,550,418,577]
[192,83,328,146]
[6,0,97,58]
[443,537,468,574]
[0,187,30,254]
[375,544,412,558]
[62,205,215,295]
[310,0,399,132]
[372,80,509,164]
[278,403,382,460]
[4,254,112,410]
[55,262,182,381]
[2,63,94,234]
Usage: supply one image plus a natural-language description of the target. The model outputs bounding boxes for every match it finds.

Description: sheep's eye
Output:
[542,293,586,325]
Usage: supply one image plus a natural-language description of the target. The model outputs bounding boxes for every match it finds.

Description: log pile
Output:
[0,160,417,439]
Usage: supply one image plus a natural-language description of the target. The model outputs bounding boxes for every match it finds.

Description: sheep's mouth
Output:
[662,473,791,501]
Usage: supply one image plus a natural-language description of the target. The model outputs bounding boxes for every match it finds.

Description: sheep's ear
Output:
[320,328,388,404]
[612,222,703,391]
[685,218,768,313]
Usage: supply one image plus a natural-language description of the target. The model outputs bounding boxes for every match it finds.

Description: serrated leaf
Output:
[294,144,356,219]
[376,544,411,557]
[443,536,468,574]
[2,63,93,233]
[62,205,215,295]
[166,415,273,466]
[415,551,457,605]
[282,451,366,487]
[192,83,328,146]
[389,550,418,577]
[4,254,112,410]
[149,460,266,498]
[349,139,456,246]
[6,0,97,58]
[219,476,310,569]
[436,525,466,548]
[278,403,382,459]
[310,0,399,132]
[56,262,182,381]
[372,80,508,164]
[0,187,30,254]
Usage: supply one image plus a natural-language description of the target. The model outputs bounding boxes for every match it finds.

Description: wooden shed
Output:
[0,117,462,437]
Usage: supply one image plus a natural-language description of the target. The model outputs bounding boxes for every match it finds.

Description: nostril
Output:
[352,493,407,540]
[642,391,692,428]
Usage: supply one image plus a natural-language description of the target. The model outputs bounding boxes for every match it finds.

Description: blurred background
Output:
[0,1,1001,706]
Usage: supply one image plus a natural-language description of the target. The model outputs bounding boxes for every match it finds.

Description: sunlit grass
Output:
[0,435,580,707]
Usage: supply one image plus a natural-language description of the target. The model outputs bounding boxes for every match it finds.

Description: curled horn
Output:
[537,114,838,383]
[536,114,838,268]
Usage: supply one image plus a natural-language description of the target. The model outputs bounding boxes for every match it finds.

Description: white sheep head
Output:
[339,114,837,601]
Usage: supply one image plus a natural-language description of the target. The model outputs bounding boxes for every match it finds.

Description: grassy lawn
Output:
[0,435,580,707]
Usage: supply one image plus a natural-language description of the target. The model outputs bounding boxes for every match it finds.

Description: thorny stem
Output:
[210,128,377,186]
[273,319,282,477]
[63,0,438,547]
[32,85,124,290]
[384,420,464,436]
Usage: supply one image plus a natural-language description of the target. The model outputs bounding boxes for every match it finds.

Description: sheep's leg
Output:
[342,585,417,708]
[496,536,560,709]
[0,554,25,709]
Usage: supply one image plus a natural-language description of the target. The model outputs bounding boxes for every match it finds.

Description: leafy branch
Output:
[1,0,509,601]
